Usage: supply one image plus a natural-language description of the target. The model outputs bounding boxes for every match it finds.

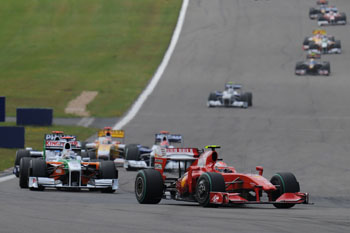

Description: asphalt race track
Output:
[1,0,350,232]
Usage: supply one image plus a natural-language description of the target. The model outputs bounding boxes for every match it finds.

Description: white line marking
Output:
[113,0,189,130]
[0,175,15,183]
[78,117,95,127]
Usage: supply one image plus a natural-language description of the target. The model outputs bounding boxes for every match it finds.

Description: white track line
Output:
[113,0,189,130]
[0,174,15,183]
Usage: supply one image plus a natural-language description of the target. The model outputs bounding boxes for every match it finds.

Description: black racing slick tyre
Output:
[135,169,164,204]
[208,92,218,101]
[335,40,341,49]
[19,157,32,189]
[88,150,97,160]
[324,62,331,75]
[125,144,140,161]
[246,92,253,107]
[30,158,48,191]
[15,150,30,167]
[196,172,226,207]
[14,150,31,177]
[270,172,300,209]
[99,161,118,193]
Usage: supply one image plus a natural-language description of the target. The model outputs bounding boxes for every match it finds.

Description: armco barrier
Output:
[0,96,5,122]
[16,108,53,126]
[0,126,25,148]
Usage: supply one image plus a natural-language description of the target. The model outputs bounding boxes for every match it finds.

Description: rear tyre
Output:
[125,144,140,161]
[135,169,164,204]
[303,37,309,48]
[88,150,96,160]
[324,62,331,76]
[270,172,300,209]
[14,150,31,177]
[196,172,225,207]
[81,151,88,158]
[81,142,87,150]
[99,161,118,193]
[334,40,341,50]
[30,158,48,191]
[19,157,32,189]
[246,92,253,107]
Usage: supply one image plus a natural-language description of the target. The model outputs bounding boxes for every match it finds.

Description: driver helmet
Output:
[214,161,229,172]
[160,136,169,148]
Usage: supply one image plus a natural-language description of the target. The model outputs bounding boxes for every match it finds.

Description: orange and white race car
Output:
[85,127,125,163]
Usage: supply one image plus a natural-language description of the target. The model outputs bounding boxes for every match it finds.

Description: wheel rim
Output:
[135,176,145,199]
[197,179,209,202]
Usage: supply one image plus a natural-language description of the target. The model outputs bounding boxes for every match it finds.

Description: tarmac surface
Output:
[1,0,350,232]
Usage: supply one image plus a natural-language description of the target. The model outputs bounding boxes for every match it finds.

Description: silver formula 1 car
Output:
[207,83,252,108]
[295,59,330,76]
[124,131,185,170]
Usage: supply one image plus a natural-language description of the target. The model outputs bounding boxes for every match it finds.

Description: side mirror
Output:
[256,166,264,176]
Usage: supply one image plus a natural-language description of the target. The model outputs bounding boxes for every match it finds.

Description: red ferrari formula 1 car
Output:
[135,146,309,208]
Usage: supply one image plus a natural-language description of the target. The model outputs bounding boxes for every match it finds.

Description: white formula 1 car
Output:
[207,83,252,108]
[124,131,194,170]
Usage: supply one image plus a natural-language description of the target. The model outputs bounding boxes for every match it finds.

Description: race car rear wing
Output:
[155,156,198,178]
[155,134,182,143]
[312,29,327,35]
[98,129,125,139]
[165,148,200,157]
[225,83,242,90]
[44,133,77,141]
[44,140,81,150]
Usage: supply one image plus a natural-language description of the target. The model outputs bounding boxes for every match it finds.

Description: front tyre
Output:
[30,158,48,191]
[99,161,118,193]
[135,169,164,204]
[196,172,225,207]
[125,144,140,161]
[270,172,300,209]
[19,157,32,189]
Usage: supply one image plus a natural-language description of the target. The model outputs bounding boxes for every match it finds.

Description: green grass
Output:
[0,0,182,117]
[0,122,96,171]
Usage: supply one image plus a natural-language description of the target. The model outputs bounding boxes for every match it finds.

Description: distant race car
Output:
[134,145,310,208]
[207,83,252,108]
[84,127,126,162]
[295,59,330,76]
[309,6,337,19]
[318,11,347,26]
[124,131,184,170]
[303,30,341,54]
[15,132,118,192]
[317,0,328,5]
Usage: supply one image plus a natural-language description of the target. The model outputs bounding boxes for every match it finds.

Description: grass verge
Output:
[0,122,96,171]
[0,0,182,117]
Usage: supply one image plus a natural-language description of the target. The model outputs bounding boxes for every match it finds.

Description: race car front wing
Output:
[207,100,248,108]
[209,192,310,205]
[28,177,119,190]
[318,19,347,26]
[124,160,148,169]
